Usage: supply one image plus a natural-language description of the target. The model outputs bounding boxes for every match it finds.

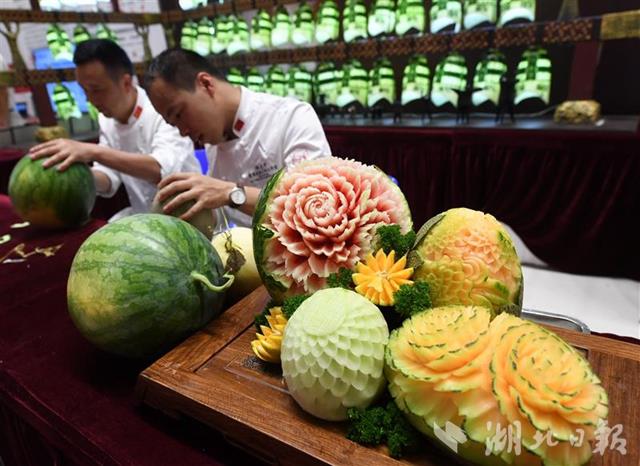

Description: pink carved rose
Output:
[260,157,412,296]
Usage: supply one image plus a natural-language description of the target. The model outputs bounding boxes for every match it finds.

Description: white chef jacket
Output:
[206,86,331,228]
[94,86,199,221]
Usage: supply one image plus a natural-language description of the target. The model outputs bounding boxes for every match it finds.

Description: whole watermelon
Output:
[67,214,233,359]
[8,155,96,229]
[150,192,217,239]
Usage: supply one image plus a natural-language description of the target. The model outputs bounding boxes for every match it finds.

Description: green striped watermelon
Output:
[253,157,412,303]
[150,193,217,239]
[8,155,96,229]
[67,214,234,359]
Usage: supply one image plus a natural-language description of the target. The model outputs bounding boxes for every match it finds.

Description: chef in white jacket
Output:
[143,48,331,228]
[29,39,199,221]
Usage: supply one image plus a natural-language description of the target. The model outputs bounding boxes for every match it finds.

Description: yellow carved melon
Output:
[385,306,608,466]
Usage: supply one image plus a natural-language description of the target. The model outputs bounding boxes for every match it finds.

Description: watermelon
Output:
[253,157,412,303]
[67,214,234,359]
[8,155,96,229]
[150,192,217,240]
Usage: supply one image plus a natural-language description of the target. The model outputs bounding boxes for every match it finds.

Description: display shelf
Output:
[150,17,601,69]
[0,62,147,87]
[0,0,298,25]
[0,9,160,25]
[0,4,637,102]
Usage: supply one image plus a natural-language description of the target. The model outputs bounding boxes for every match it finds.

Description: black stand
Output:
[397,97,432,122]
[496,75,516,124]
[453,85,481,124]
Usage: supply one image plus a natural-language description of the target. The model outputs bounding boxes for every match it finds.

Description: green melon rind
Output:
[150,193,216,239]
[67,214,226,359]
[252,168,288,303]
[9,155,96,228]
[372,164,414,234]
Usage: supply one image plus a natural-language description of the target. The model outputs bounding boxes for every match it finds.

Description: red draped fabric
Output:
[325,126,640,280]
[0,124,639,464]
[0,198,256,466]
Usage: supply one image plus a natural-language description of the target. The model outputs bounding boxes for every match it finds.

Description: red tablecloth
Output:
[0,197,257,466]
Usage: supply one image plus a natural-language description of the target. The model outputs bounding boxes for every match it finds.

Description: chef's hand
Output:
[157,172,234,221]
[29,139,97,171]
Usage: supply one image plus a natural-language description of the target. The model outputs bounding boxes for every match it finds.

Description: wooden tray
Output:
[136,287,639,466]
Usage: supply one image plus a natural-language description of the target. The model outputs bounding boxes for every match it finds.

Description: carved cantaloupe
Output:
[385,306,608,466]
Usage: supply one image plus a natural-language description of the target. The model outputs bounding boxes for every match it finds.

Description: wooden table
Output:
[138,286,640,466]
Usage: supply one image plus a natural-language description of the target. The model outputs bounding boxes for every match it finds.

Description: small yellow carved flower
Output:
[251,306,288,363]
[353,249,414,306]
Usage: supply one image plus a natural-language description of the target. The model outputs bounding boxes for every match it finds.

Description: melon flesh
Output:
[281,288,389,421]
[151,192,216,239]
[253,157,412,303]
[410,208,523,317]
[211,227,261,303]
[385,307,608,466]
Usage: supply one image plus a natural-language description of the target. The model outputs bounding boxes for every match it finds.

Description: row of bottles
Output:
[180,0,537,56]
[47,23,118,61]
[48,82,100,121]
[225,46,551,109]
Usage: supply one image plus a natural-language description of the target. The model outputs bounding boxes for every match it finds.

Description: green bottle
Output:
[212,16,232,54]
[227,67,246,87]
[271,6,292,48]
[314,62,340,106]
[287,65,313,102]
[250,9,273,50]
[266,65,287,96]
[515,47,552,105]
[401,54,430,105]
[395,0,426,35]
[246,67,265,92]
[464,0,497,29]
[367,58,395,107]
[73,25,91,45]
[52,83,81,120]
[429,0,462,33]
[292,2,315,46]
[315,0,340,44]
[47,24,73,62]
[46,24,62,59]
[472,49,507,106]
[431,52,468,107]
[337,59,368,107]
[499,0,536,26]
[178,0,207,9]
[368,0,396,38]
[228,15,250,56]
[96,23,118,43]
[342,0,368,43]
[194,17,213,56]
[180,20,198,51]
[211,16,224,54]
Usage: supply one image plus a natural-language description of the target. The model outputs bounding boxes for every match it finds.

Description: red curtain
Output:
[326,126,640,280]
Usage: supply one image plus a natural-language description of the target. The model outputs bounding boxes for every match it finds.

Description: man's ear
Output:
[121,73,133,91]
[196,72,216,97]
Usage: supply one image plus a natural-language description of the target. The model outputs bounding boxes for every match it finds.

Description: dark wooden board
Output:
[136,287,639,466]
